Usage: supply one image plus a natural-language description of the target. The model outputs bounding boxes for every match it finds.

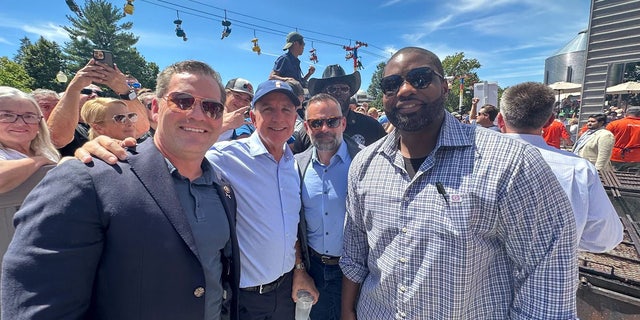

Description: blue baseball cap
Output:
[251,80,300,109]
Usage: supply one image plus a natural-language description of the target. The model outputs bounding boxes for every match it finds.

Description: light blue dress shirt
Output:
[504,133,623,252]
[302,141,351,257]
[207,132,301,288]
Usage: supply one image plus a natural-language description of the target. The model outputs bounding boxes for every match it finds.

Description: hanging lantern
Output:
[124,0,134,15]
[56,71,68,83]
[251,38,261,55]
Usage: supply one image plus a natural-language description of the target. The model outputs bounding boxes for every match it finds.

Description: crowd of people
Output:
[0,31,637,320]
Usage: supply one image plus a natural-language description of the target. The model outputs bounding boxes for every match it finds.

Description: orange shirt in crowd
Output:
[606,116,640,162]
[542,120,571,149]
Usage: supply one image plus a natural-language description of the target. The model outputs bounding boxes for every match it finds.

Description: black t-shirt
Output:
[57,123,90,157]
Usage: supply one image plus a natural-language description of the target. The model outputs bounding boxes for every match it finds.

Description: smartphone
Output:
[93,49,114,68]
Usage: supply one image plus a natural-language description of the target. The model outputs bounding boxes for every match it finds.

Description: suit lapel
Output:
[127,140,200,259]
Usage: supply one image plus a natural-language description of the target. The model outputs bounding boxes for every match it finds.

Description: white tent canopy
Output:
[606,81,640,94]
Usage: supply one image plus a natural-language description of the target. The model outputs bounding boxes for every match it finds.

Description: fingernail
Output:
[108,156,117,163]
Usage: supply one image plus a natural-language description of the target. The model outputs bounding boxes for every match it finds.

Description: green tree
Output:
[366,62,386,109]
[13,37,32,65]
[63,0,157,89]
[18,36,67,91]
[0,57,35,91]
[442,52,481,113]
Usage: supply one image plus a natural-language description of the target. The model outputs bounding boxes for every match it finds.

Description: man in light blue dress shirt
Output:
[295,93,362,320]
[497,81,623,252]
[208,80,318,320]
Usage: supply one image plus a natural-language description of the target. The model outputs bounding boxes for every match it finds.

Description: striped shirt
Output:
[340,114,578,319]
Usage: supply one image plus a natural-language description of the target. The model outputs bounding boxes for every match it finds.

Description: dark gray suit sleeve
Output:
[1,160,105,320]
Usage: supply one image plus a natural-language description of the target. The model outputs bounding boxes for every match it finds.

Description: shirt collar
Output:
[165,157,217,185]
[311,139,349,165]
[247,130,294,161]
[379,112,474,158]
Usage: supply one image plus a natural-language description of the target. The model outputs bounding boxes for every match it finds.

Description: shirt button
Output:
[194,287,205,298]
[401,227,408,233]
[399,285,406,292]
[325,232,329,235]
[403,196,409,201]
[325,212,328,215]
[399,257,407,263]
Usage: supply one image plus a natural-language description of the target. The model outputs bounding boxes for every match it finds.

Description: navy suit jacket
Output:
[295,136,362,268]
[1,139,240,320]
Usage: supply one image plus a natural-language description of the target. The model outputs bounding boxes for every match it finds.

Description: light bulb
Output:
[56,71,68,83]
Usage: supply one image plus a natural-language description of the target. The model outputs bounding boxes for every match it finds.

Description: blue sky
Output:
[0,0,591,92]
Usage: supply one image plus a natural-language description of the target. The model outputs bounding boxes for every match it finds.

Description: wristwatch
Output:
[119,89,137,101]
[294,262,305,270]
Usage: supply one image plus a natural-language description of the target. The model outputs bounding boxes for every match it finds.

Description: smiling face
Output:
[382,50,447,133]
[153,72,223,163]
[250,91,298,157]
[0,96,41,154]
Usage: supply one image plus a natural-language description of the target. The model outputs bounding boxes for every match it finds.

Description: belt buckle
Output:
[321,255,332,264]
[258,284,265,295]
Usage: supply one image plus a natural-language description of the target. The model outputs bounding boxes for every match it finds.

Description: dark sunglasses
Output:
[306,117,343,129]
[164,92,224,119]
[380,67,444,96]
[324,85,351,95]
[80,88,106,97]
[112,112,138,123]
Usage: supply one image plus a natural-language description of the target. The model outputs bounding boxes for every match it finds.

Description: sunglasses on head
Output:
[379,66,444,96]
[80,88,106,97]
[324,85,351,95]
[112,112,138,123]
[306,117,342,129]
[163,92,224,119]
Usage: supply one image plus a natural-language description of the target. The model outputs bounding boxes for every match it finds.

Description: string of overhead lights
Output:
[126,0,391,68]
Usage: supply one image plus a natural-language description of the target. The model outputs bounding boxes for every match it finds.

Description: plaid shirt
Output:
[340,114,578,319]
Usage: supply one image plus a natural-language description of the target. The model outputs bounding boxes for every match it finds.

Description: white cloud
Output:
[0,37,12,46]
[22,23,69,43]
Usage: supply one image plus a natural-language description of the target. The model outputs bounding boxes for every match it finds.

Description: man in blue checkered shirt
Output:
[340,47,578,319]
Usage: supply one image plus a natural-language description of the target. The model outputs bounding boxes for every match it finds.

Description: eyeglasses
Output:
[163,92,224,119]
[306,117,343,129]
[324,85,351,95]
[0,111,42,124]
[80,88,106,97]
[379,66,444,96]
[112,112,138,123]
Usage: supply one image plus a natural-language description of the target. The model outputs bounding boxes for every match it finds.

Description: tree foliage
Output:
[441,52,481,113]
[366,62,386,109]
[0,57,34,91]
[63,0,158,89]
[17,37,67,91]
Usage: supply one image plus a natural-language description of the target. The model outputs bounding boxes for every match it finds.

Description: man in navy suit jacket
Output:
[1,60,240,320]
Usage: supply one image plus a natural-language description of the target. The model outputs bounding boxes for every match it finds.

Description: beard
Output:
[311,132,342,151]
[386,95,445,132]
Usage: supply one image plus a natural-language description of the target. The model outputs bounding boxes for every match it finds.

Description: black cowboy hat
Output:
[308,64,361,97]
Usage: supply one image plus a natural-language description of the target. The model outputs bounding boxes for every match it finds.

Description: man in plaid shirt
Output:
[340,47,578,320]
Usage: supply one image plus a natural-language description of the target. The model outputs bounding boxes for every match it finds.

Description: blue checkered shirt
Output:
[340,114,578,319]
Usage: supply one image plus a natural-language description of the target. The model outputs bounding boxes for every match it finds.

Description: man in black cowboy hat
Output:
[292,64,385,153]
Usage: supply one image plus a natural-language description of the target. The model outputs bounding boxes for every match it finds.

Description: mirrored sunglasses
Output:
[112,112,138,123]
[164,92,224,119]
[80,88,106,97]
[307,117,342,129]
[324,85,351,95]
[380,66,444,96]
[0,111,42,124]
